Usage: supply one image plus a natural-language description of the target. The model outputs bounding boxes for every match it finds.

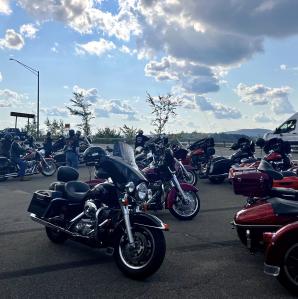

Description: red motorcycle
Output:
[264,221,298,294]
[232,160,298,251]
[142,148,200,220]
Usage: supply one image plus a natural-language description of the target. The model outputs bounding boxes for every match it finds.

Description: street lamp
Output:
[9,58,40,137]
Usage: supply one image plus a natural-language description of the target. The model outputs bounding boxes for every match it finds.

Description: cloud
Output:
[0,0,11,15]
[196,96,242,119]
[20,23,39,39]
[119,45,137,55]
[95,99,138,121]
[253,112,274,123]
[0,29,25,50]
[75,38,116,56]
[280,64,298,72]
[73,85,99,103]
[41,106,69,117]
[0,88,25,107]
[235,83,295,115]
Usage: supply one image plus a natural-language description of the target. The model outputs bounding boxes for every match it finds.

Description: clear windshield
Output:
[113,142,138,169]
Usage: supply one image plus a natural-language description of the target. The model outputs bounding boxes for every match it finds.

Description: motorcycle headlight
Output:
[136,182,148,201]
[125,181,135,193]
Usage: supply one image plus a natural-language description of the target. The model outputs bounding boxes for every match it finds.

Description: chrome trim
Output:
[133,222,167,230]
[232,221,283,228]
[264,263,280,277]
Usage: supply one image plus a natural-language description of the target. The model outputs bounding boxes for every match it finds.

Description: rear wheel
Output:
[209,176,225,184]
[114,226,166,279]
[169,191,200,220]
[278,241,298,294]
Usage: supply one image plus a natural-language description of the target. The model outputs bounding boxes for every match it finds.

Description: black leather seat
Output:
[64,181,90,202]
[269,197,298,216]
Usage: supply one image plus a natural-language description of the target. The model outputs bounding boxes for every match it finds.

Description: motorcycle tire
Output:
[181,170,197,186]
[277,240,298,295]
[209,177,225,184]
[114,225,166,280]
[46,227,68,244]
[41,160,57,177]
[169,191,200,220]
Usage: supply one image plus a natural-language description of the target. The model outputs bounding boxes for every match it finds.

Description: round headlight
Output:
[136,182,148,201]
[84,200,98,218]
[125,181,135,193]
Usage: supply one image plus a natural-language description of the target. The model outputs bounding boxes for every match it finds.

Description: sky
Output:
[0,0,298,134]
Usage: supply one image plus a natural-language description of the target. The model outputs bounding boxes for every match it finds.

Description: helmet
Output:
[138,130,143,135]
[69,129,75,137]
[4,133,12,141]
[83,146,107,166]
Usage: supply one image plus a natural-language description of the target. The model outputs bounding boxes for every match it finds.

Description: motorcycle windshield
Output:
[99,142,148,187]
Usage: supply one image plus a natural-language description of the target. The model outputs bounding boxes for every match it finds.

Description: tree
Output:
[23,122,37,137]
[95,127,122,138]
[120,124,139,139]
[66,92,94,136]
[44,118,65,136]
[146,92,182,135]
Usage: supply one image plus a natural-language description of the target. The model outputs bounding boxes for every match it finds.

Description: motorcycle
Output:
[0,147,56,181]
[182,138,215,177]
[232,159,298,251]
[207,138,255,184]
[28,142,168,279]
[228,138,295,181]
[264,221,298,294]
[142,148,200,220]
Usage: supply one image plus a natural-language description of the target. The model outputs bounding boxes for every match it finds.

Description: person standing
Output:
[1,134,13,158]
[10,136,27,180]
[135,130,150,149]
[43,132,53,158]
[64,129,79,169]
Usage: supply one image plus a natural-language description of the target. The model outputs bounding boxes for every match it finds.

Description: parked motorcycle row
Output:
[3,132,298,293]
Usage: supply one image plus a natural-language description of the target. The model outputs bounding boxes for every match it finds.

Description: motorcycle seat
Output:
[269,197,298,215]
[64,181,90,202]
[49,182,66,195]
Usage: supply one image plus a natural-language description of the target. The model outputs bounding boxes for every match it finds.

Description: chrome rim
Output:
[119,227,155,270]
[284,243,298,286]
[172,191,198,217]
[183,171,195,185]
[42,161,56,175]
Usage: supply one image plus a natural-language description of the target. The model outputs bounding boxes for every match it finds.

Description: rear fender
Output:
[166,183,198,208]
[265,221,298,267]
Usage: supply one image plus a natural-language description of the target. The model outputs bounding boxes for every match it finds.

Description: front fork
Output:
[169,167,187,201]
[119,195,135,245]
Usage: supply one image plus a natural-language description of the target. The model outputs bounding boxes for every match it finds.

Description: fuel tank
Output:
[142,166,160,182]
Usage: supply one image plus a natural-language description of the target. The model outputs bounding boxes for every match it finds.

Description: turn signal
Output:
[122,197,129,206]
[163,223,170,231]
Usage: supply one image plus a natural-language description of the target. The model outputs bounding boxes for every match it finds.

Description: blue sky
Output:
[0,0,298,134]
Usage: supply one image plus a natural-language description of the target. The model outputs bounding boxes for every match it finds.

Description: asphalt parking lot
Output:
[1,162,297,299]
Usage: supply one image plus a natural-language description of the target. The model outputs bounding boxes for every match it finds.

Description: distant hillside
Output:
[223,128,271,137]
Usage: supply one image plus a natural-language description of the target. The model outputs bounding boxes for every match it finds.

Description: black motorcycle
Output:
[28,142,167,279]
[207,138,256,184]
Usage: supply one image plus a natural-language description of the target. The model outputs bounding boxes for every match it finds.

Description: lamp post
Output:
[9,58,40,137]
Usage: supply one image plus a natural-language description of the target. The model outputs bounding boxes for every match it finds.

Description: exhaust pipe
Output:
[30,213,85,238]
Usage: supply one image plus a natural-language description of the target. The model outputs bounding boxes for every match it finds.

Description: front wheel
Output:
[278,241,298,294]
[41,160,57,176]
[114,226,166,280]
[181,170,197,186]
[169,191,200,220]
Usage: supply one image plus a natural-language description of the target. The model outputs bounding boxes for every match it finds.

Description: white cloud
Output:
[0,29,25,50]
[0,88,25,107]
[73,85,99,103]
[235,83,295,115]
[196,96,241,119]
[75,38,116,56]
[0,0,11,15]
[279,64,298,72]
[253,112,274,123]
[41,106,69,117]
[20,23,39,39]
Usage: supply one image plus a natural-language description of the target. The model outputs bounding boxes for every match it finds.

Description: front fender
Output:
[131,212,169,231]
[265,221,298,267]
[166,183,198,208]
